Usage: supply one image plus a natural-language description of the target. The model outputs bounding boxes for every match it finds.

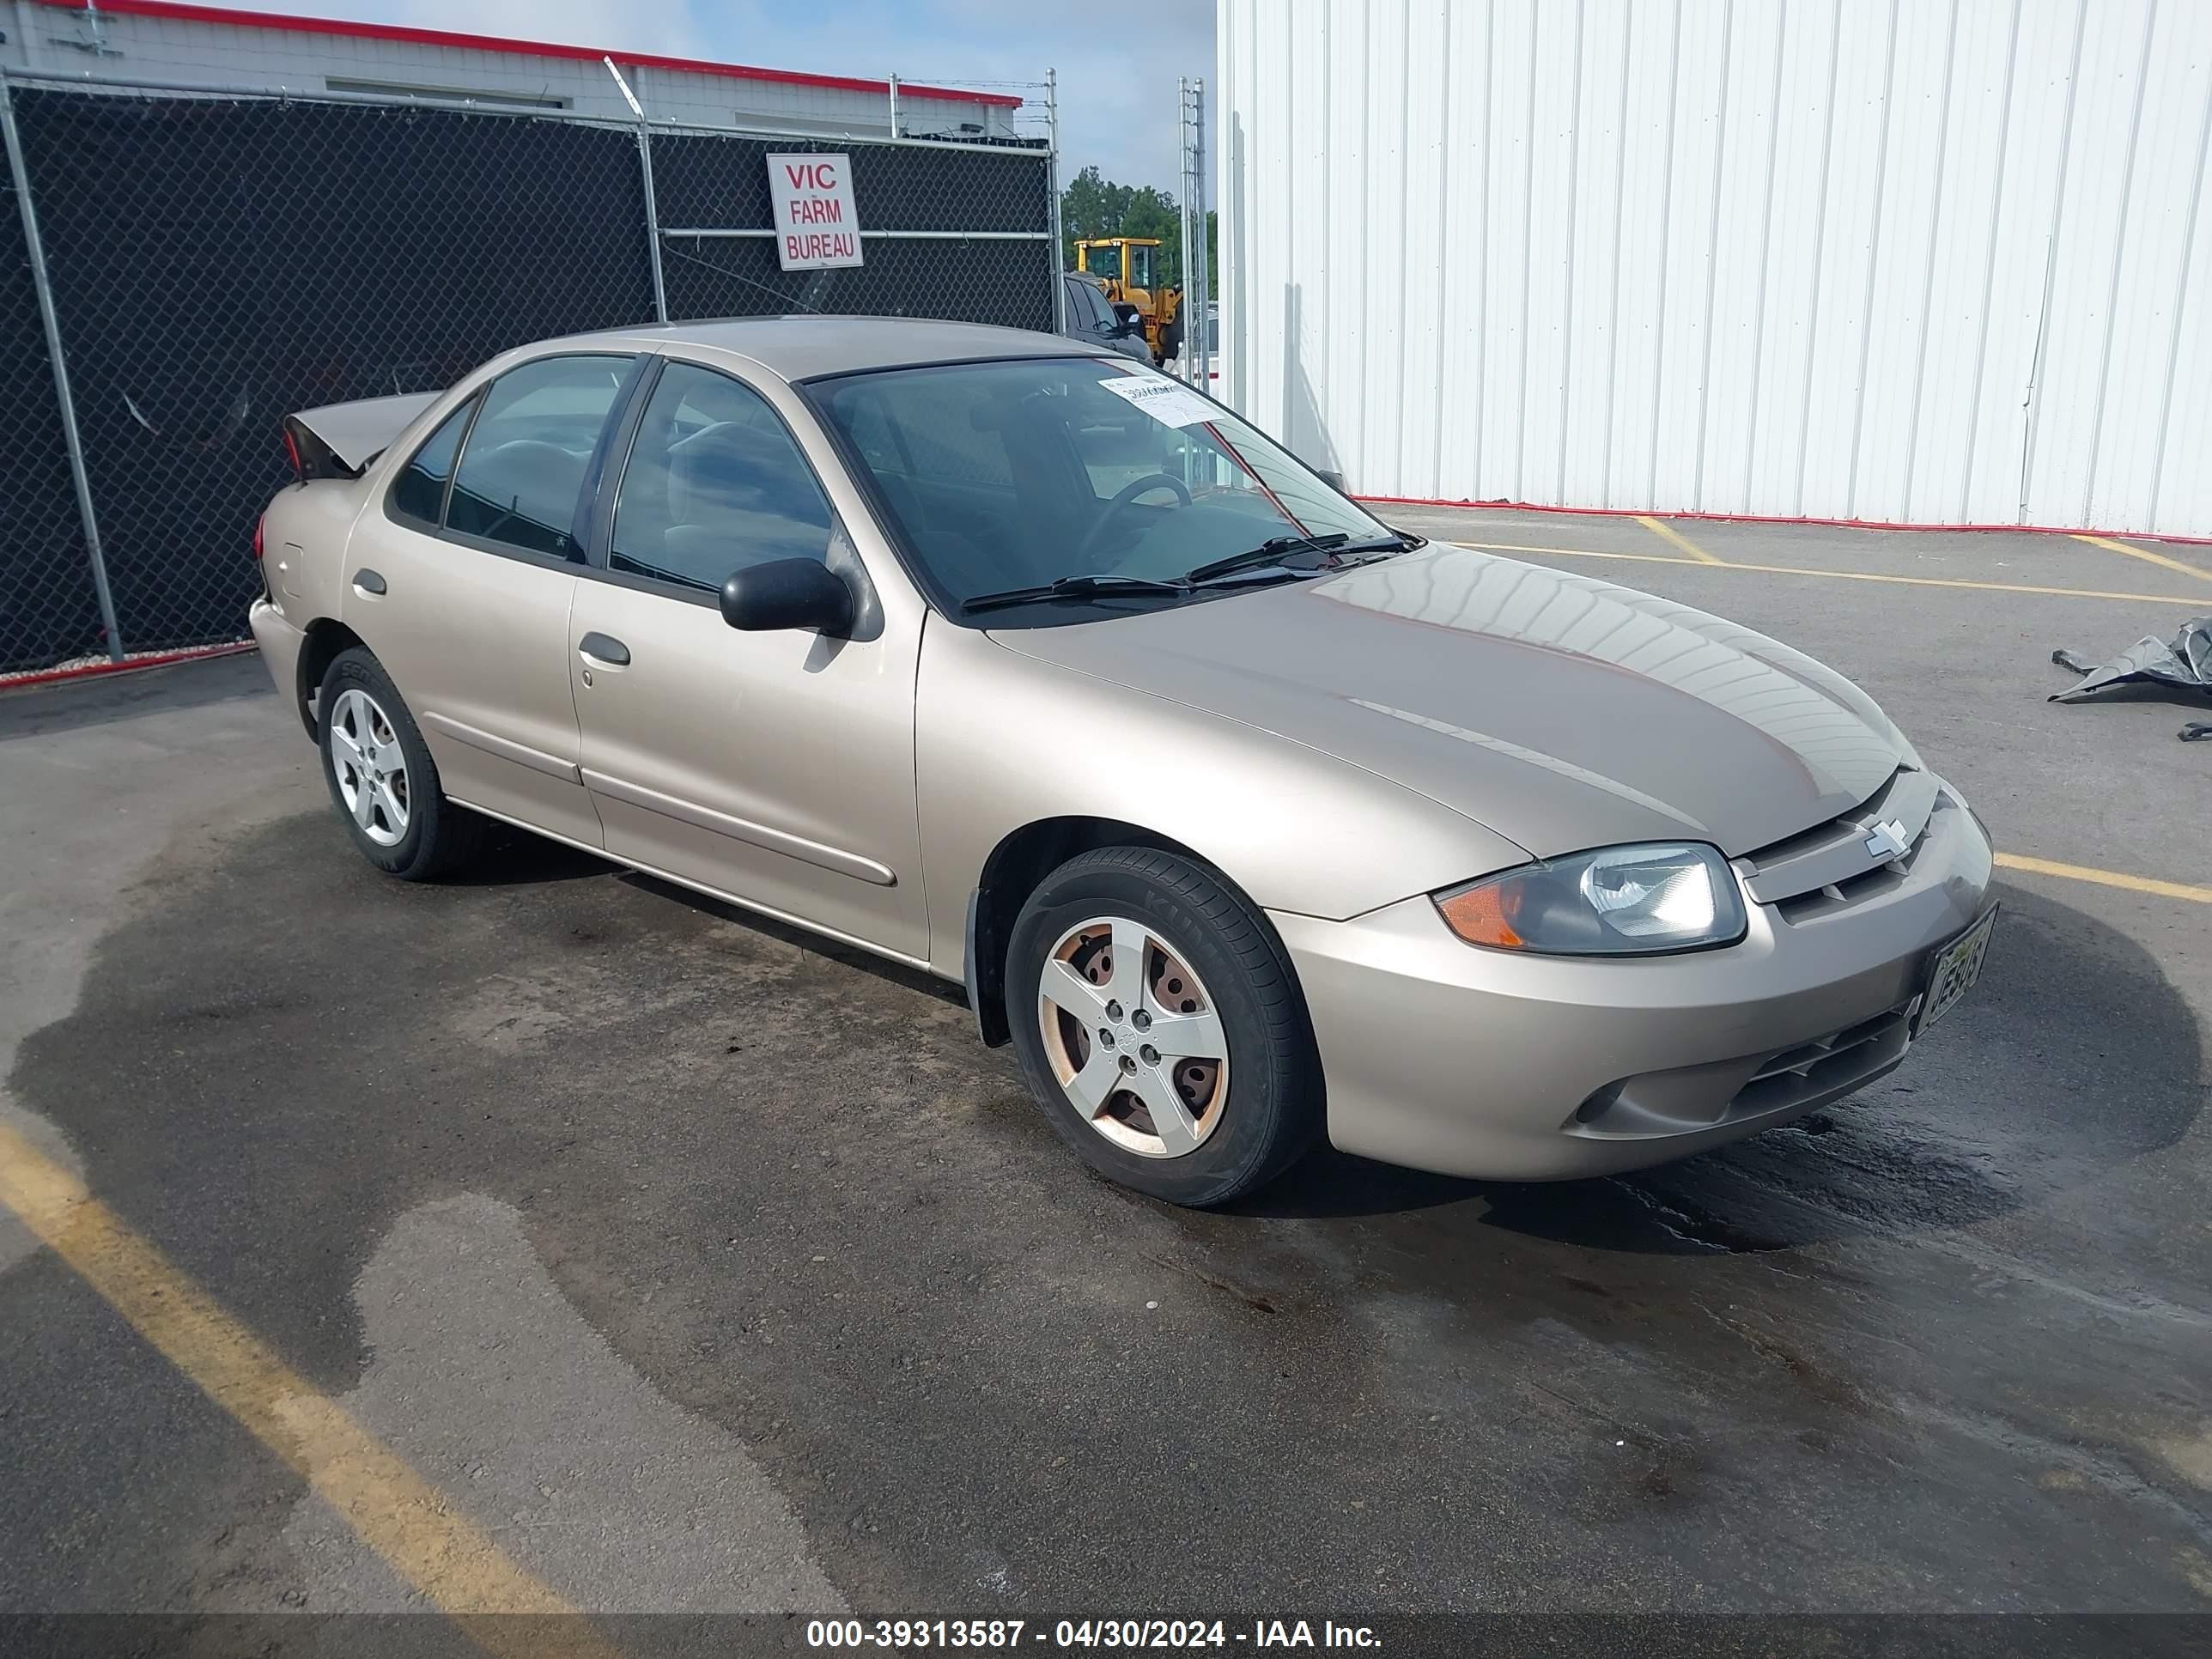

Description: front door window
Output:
[610,362,837,595]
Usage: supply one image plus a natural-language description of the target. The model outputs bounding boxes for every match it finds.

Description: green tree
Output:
[1061,167,1193,288]
[1060,165,1129,260]
[1061,171,1219,300]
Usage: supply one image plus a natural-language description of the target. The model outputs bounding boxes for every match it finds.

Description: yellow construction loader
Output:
[1073,237,1183,367]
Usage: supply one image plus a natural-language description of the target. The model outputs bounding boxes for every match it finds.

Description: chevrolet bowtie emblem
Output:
[1864,817,1911,861]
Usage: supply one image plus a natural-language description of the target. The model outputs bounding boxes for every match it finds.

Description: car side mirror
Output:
[1316,469,1347,495]
[1115,317,1145,338]
[720,557,855,635]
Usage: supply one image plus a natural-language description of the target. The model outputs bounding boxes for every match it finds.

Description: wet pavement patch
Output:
[3,804,2207,1613]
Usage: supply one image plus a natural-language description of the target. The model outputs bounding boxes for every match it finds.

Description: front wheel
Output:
[1005,847,1323,1206]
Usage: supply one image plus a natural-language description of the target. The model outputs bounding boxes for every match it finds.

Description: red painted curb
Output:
[0,641,258,691]
[1352,494,2212,550]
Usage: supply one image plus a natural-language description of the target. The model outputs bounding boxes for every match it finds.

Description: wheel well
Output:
[966,816,1207,1047]
[295,618,366,738]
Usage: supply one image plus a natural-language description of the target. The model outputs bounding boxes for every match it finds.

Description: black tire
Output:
[1005,846,1323,1206]
[317,647,483,880]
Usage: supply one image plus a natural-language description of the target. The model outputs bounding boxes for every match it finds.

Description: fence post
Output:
[638,125,670,324]
[1178,76,1193,379]
[1176,77,1194,375]
[1,69,125,662]
[1193,76,1208,387]
[1046,66,1066,333]
[605,58,669,324]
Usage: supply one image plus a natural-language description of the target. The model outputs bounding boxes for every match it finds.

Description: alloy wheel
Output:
[1036,915,1230,1158]
[329,687,410,848]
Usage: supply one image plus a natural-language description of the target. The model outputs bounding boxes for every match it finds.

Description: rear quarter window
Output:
[388,398,475,528]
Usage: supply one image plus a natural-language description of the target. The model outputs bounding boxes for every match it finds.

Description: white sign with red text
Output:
[767,153,863,270]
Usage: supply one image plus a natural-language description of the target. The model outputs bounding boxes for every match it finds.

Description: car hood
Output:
[989,544,1913,860]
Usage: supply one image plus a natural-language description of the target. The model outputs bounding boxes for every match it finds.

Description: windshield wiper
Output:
[961,532,1418,616]
[1180,532,1413,586]
[1182,532,1348,583]
[961,574,1191,615]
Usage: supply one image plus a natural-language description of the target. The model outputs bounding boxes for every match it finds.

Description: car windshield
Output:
[806,356,1395,624]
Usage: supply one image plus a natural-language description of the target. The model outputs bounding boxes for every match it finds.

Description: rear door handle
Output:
[352,568,386,595]
[579,631,630,666]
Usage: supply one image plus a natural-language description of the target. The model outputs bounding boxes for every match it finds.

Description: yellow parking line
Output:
[0,1120,623,1659]
[1635,515,1725,564]
[2071,532,2212,583]
[1449,539,2207,606]
[1994,853,2212,905]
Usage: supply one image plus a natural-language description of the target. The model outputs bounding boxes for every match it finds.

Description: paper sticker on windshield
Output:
[1096,374,1220,428]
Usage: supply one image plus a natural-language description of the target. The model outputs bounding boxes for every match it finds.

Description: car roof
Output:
[547,314,1097,382]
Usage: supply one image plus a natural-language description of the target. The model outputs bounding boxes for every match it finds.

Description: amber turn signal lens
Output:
[1436,881,1524,949]
[1434,843,1746,956]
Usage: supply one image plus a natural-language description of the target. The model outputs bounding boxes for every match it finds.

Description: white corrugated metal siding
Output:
[1218,0,2212,537]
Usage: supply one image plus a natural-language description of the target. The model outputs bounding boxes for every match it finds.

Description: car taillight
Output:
[283,428,302,481]
[252,514,266,561]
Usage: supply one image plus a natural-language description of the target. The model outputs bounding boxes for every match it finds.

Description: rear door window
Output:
[445,355,631,560]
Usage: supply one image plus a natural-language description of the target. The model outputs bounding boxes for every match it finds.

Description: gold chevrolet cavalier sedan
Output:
[249,318,1996,1206]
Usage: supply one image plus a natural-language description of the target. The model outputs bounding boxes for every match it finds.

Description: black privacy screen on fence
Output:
[654,132,1054,327]
[0,82,1054,672]
[1,149,99,672]
[7,91,652,665]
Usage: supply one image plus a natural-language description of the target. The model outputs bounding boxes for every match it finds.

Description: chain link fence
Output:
[656,131,1054,329]
[1,129,103,674]
[0,72,1056,676]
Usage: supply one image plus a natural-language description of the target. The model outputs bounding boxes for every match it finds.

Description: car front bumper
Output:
[1271,781,1996,1182]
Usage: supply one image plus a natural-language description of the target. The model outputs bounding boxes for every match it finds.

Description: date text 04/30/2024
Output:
[804,1620,1382,1649]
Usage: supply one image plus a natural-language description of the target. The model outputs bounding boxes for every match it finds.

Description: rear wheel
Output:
[1006,847,1322,1206]
[317,647,482,880]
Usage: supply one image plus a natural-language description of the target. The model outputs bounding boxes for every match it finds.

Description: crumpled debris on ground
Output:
[2051,614,2212,740]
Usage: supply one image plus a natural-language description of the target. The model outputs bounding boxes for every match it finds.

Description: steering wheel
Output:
[1075,472,1193,564]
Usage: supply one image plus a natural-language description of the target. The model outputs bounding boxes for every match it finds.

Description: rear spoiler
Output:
[282,391,441,480]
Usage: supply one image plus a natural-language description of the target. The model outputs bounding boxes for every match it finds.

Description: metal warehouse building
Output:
[1218,0,2212,538]
[3,0,1022,138]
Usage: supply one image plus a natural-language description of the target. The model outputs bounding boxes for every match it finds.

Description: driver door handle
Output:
[579,632,629,666]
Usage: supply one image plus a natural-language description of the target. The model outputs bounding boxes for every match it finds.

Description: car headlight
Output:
[1433,842,1747,956]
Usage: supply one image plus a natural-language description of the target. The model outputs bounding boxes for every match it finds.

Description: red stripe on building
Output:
[26,0,1025,107]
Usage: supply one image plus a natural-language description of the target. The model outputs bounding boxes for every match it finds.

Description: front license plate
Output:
[1915,907,1997,1036]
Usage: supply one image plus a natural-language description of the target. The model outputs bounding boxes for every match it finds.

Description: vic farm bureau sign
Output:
[767,153,863,271]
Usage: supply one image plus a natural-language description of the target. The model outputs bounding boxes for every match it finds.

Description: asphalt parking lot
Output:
[3,508,2209,1647]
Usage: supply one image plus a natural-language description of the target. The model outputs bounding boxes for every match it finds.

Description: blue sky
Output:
[198,0,1214,189]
